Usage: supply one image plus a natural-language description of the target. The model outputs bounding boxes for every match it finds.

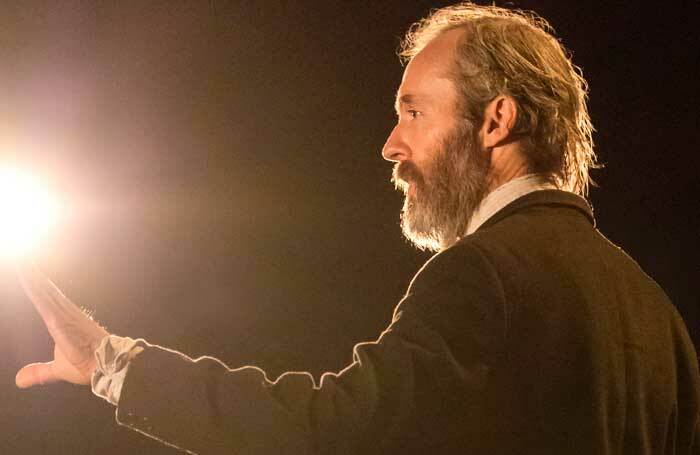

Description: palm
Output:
[49,320,108,385]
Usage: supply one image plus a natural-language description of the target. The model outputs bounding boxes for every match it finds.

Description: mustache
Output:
[391,161,424,193]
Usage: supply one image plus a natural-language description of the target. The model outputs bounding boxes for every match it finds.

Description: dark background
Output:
[0,1,697,453]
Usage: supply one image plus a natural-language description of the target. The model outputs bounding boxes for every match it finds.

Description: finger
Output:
[15,262,87,330]
[15,261,57,319]
[13,258,45,284]
[16,273,63,330]
[15,361,59,389]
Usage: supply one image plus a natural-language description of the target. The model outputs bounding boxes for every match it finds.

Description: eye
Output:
[407,110,421,119]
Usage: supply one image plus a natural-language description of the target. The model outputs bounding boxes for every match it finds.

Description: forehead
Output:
[396,27,466,108]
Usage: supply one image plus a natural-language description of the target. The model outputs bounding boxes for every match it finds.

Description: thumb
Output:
[16,362,59,389]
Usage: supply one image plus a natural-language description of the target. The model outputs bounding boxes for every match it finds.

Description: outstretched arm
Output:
[15,244,506,455]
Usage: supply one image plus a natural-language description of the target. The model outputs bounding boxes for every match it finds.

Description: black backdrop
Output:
[0,1,697,453]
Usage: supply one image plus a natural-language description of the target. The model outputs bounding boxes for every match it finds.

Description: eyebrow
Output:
[394,94,421,114]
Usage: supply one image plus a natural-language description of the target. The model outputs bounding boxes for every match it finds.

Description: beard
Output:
[391,121,491,252]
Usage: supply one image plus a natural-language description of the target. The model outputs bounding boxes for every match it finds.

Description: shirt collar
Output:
[465,174,558,236]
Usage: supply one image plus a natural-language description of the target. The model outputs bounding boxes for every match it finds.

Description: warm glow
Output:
[0,166,60,259]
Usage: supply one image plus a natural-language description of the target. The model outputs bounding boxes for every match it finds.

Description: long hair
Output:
[399,2,600,196]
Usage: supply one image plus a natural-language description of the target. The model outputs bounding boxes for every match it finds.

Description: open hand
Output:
[15,262,109,388]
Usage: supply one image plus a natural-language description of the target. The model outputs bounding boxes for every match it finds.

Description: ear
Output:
[479,95,518,149]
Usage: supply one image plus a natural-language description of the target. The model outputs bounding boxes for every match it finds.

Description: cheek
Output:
[409,125,446,168]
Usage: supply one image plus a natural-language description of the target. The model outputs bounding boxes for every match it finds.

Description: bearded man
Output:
[15,3,700,454]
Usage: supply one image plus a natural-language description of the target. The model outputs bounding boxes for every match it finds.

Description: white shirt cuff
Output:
[91,335,145,406]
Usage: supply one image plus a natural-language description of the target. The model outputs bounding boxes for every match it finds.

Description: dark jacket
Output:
[116,190,700,454]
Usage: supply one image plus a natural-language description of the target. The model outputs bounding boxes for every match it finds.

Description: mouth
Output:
[392,162,422,199]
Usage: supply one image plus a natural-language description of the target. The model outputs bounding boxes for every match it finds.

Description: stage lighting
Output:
[0,166,60,259]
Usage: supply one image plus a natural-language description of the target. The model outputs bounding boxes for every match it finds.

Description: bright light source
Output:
[0,166,60,259]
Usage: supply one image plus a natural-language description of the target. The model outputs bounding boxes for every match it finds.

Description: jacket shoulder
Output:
[405,240,502,299]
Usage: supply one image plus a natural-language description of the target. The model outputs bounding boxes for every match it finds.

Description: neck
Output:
[487,142,529,192]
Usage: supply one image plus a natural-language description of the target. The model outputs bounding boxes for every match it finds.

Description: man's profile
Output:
[14,2,700,454]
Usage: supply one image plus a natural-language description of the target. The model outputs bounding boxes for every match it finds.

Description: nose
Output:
[381,125,410,162]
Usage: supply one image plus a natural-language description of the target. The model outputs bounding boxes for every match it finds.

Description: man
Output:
[15,3,700,454]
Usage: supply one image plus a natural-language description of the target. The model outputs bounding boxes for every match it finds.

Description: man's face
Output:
[382,29,491,251]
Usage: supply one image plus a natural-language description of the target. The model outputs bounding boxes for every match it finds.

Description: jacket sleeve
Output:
[115,244,507,455]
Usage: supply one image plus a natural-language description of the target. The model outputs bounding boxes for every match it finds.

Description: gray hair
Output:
[400,2,600,196]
